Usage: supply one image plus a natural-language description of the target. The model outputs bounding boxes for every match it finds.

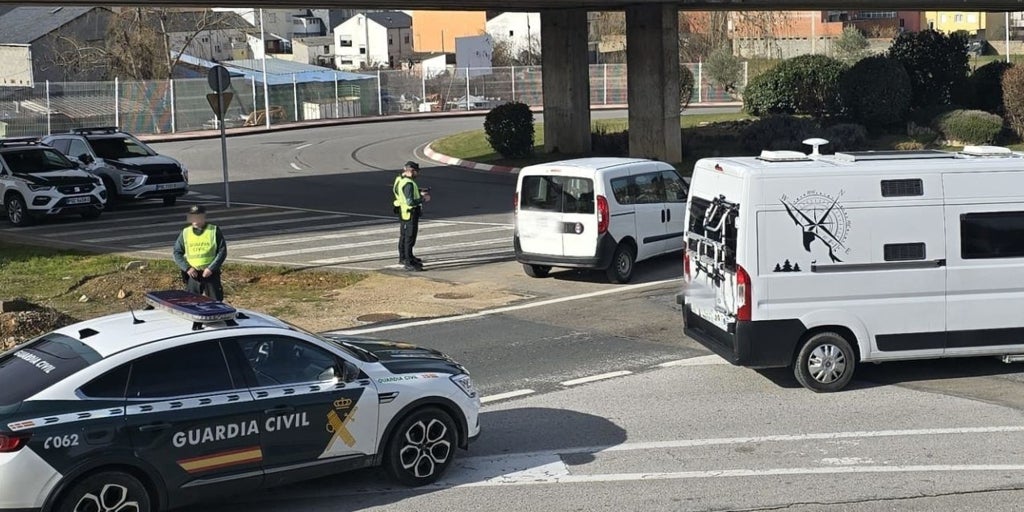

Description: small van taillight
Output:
[736,264,752,322]
[513,192,519,213]
[683,250,691,282]
[597,195,610,234]
[0,433,29,453]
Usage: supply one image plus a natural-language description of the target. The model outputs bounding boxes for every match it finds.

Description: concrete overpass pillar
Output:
[541,10,591,155]
[626,4,682,163]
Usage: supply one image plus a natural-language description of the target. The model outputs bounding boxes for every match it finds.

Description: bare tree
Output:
[489,33,541,67]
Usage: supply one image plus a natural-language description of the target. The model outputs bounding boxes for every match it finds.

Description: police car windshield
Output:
[0,334,102,407]
[279,321,377,362]
[1,148,77,174]
[89,136,155,159]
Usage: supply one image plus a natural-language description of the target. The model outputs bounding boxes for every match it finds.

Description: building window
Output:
[360,47,366,55]
[324,45,330,53]
[955,14,964,22]
[339,39,352,47]
[509,30,514,37]
[404,34,410,44]
[389,37,393,45]
[341,59,353,65]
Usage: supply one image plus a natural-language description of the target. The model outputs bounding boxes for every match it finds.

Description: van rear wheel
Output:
[794,332,856,393]
[606,243,636,284]
[522,264,551,278]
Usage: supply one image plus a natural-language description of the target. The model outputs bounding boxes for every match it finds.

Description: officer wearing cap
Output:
[172,204,228,300]
[393,161,430,271]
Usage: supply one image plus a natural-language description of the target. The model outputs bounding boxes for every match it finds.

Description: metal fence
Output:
[0,63,745,138]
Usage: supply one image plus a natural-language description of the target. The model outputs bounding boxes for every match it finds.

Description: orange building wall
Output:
[411,11,486,53]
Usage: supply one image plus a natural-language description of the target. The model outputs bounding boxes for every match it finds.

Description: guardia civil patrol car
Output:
[0,291,480,512]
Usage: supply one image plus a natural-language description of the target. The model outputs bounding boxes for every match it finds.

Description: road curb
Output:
[423,144,521,174]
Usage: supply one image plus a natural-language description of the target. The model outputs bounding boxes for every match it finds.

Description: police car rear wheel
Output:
[57,471,151,512]
[794,332,856,393]
[385,407,457,486]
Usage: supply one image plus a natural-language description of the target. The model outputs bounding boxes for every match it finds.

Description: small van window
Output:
[610,177,634,205]
[521,176,594,214]
[961,211,1024,259]
[633,173,665,205]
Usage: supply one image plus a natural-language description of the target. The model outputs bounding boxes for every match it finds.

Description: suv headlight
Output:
[121,174,145,190]
[27,184,53,192]
[450,373,478,399]
[180,164,189,184]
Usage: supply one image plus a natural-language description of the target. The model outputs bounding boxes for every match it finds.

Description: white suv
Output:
[0,138,106,226]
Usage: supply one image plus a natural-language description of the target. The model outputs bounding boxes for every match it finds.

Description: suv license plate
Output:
[156,183,181,190]
[66,196,91,205]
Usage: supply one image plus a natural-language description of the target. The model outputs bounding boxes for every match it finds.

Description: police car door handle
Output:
[264,405,295,416]
[138,422,172,432]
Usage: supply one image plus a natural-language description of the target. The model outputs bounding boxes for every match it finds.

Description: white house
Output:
[333,11,411,70]
[213,8,328,40]
[289,36,334,67]
[455,34,493,76]
[486,12,540,55]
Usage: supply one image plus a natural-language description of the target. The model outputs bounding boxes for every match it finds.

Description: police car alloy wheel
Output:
[385,407,458,486]
[794,331,857,393]
[55,471,151,512]
[6,194,29,226]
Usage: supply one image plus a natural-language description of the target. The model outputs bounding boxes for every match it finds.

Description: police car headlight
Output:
[28,184,53,192]
[451,373,478,399]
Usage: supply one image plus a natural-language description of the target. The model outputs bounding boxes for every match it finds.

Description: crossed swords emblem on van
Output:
[326,397,357,447]
[780,192,850,263]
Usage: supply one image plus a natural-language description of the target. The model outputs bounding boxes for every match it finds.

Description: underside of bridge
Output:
[18,0,1024,162]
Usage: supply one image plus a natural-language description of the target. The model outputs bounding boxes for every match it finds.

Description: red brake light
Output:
[736,264,752,322]
[0,433,29,453]
[683,250,691,282]
[597,195,610,234]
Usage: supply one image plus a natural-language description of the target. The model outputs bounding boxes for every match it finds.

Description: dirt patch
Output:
[1,306,80,351]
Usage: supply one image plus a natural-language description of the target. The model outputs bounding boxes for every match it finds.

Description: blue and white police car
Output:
[0,291,480,512]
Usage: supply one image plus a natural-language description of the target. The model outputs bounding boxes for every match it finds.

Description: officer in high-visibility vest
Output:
[394,161,430,271]
[172,204,228,300]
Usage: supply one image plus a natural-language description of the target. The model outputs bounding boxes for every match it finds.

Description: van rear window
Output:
[0,334,101,406]
[521,176,594,214]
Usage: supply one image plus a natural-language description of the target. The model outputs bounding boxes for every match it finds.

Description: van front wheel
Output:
[606,243,636,284]
[794,332,856,393]
[522,264,551,278]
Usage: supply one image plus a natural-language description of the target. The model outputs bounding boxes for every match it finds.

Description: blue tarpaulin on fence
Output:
[174,53,374,86]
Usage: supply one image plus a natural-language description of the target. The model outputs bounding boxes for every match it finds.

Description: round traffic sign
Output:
[208,65,232,92]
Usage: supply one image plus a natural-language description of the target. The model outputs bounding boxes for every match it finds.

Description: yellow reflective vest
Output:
[183,225,218,270]
[393,176,420,221]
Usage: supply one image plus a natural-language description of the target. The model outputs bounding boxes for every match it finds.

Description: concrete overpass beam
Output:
[541,9,591,155]
[626,3,682,163]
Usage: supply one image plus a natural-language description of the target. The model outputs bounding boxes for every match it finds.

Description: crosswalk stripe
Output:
[245,227,512,260]
[309,237,511,265]
[86,213,345,244]
[74,211,304,239]
[138,219,391,250]
[228,221,454,250]
[11,206,262,233]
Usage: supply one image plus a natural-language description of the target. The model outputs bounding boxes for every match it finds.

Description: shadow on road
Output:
[179,407,627,512]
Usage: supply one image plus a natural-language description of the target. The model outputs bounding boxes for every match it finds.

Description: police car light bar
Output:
[0,137,41,147]
[143,290,237,324]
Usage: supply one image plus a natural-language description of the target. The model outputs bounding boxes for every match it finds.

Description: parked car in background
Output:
[0,138,106,226]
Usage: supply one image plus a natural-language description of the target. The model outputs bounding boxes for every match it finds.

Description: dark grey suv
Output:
[43,127,188,207]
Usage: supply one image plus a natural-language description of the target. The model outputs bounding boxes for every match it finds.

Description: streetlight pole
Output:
[259,8,271,129]
[1007,11,1012,64]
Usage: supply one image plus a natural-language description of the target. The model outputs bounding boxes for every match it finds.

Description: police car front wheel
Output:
[55,471,152,512]
[385,407,458,486]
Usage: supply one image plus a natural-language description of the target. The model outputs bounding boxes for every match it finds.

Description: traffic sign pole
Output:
[209,66,232,208]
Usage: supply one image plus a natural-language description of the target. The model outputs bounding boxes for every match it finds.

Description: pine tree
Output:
[782,260,793,272]
[793,263,801,272]
[774,263,782,272]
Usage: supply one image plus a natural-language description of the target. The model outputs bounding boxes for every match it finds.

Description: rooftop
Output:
[0,6,107,44]
[366,11,412,29]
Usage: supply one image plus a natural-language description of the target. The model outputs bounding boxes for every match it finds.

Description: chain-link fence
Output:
[0,63,744,138]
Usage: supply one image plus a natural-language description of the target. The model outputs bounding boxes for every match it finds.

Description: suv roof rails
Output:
[0,137,42,147]
[70,126,120,135]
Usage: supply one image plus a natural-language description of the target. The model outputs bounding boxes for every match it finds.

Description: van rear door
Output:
[517,172,566,257]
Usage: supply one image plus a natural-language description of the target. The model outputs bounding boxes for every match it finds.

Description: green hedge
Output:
[743,55,847,118]
[484,102,535,158]
[839,56,912,128]
[933,109,1003,145]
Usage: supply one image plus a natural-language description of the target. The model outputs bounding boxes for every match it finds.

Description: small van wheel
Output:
[55,471,152,512]
[522,264,551,278]
[606,243,636,284]
[794,332,856,393]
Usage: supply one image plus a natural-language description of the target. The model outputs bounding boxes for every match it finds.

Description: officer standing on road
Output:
[172,204,228,300]
[394,161,430,271]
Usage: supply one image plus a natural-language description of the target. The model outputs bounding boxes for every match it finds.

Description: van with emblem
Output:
[514,158,689,283]
[678,140,1024,392]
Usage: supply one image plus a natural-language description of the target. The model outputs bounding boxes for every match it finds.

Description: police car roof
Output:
[51,307,289,358]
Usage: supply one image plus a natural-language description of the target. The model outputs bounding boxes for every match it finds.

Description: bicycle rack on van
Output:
[689,195,739,288]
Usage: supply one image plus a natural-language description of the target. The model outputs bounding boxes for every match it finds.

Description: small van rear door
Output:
[517,171,566,257]
[559,174,599,258]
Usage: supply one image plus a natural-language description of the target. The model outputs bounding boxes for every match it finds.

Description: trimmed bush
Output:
[908,103,962,127]
[743,55,847,118]
[839,56,912,128]
[740,115,821,153]
[680,65,695,111]
[592,129,629,156]
[484,102,535,158]
[1002,64,1024,138]
[706,47,744,94]
[823,123,868,152]
[972,61,1013,114]
[889,29,970,109]
[933,109,1003,145]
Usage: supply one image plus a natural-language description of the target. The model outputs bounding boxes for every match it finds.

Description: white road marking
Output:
[81,211,307,241]
[251,226,510,259]
[656,355,729,368]
[290,163,303,170]
[480,389,536,404]
[229,221,453,250]
[221,200,513,227]
[122,214,351,247]
[336,278,682,335]
[296,143,313,150]
[310,238,510,265]
[560,371,633,387]
[13,206,262,232]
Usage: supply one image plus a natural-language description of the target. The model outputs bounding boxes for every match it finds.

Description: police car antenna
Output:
[127,303,145,325]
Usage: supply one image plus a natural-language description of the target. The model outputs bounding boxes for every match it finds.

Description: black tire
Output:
[162,196,177,207]
[384,407,458,486]
[522,264,551,278]
[101,178,120,209]
[81,209,102,220]
[55,471,151,512]
[5,194,31,227]
[605,242,636,284]
[794,331,857,393]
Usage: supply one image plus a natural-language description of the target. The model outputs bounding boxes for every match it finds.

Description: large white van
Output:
[678,140,1024,392]
[514,158,689,283]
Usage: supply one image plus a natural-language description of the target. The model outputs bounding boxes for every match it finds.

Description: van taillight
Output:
[597,195,609,234]
[0,434,29,453]
[513,192,519,213]
[736,264,752,322]
[683,250,691,282]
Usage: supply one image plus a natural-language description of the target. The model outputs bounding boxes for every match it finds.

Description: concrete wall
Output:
[734,37,892,59]
[0,45,32,87]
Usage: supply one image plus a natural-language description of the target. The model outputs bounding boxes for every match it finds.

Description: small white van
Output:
[678,140,1024,392]
[514,158,689,283]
